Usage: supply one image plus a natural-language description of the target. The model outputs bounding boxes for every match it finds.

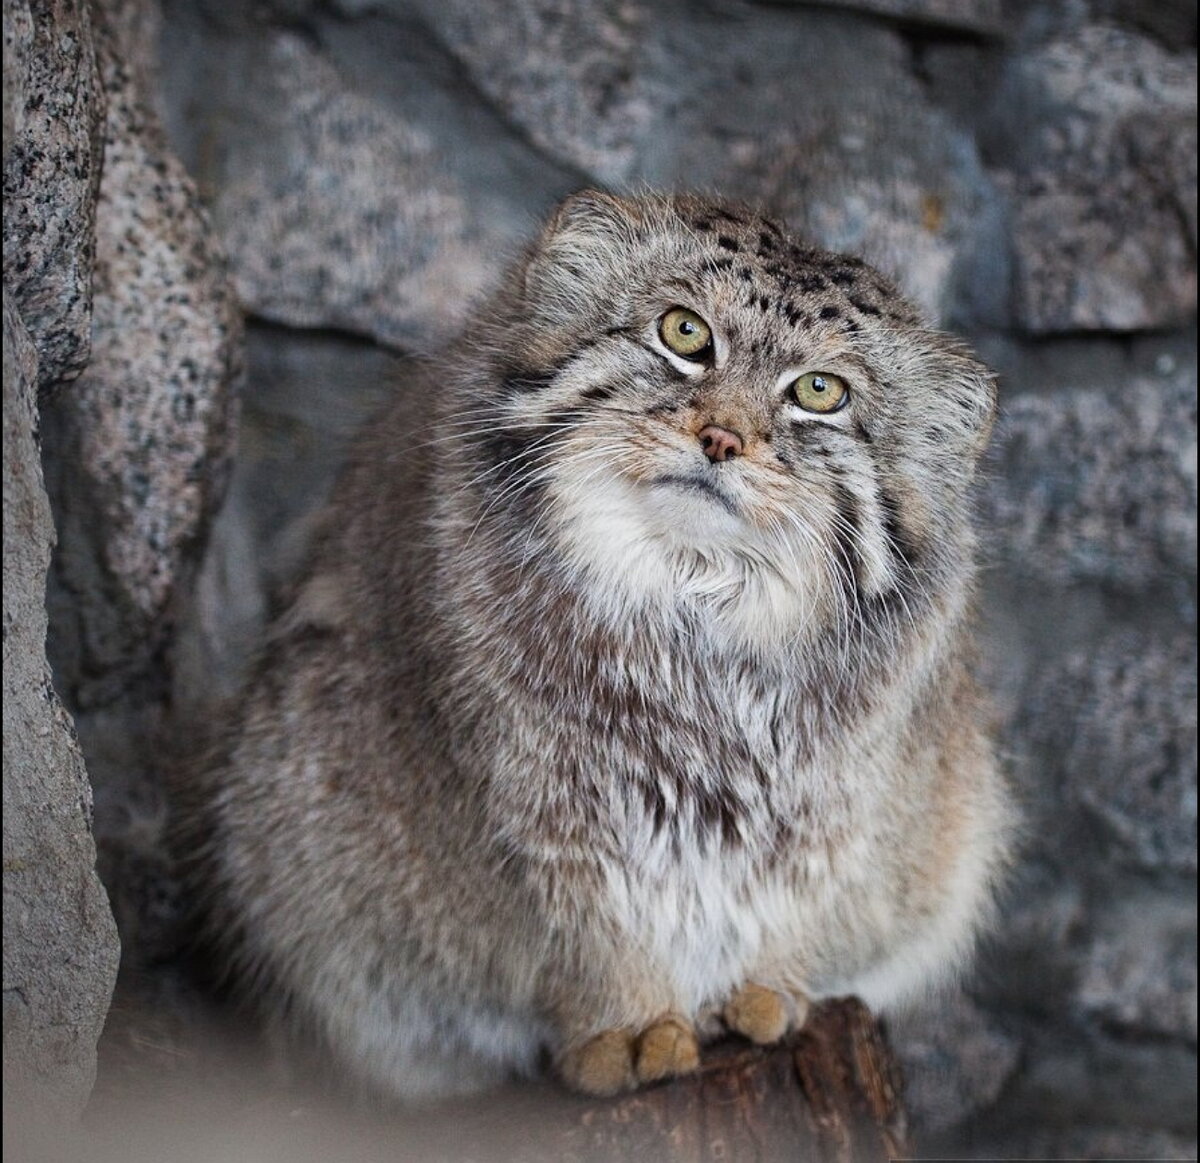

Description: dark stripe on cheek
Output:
[830,481,865,598]
[470,426,551,525]
[478,427,539,486]
[877,487,921,570]
[501,369,557,396]
[579,383,616,402]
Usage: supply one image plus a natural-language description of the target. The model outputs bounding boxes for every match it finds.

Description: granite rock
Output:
[991,24,1197,332]
[415,0,664,184]
[788,0,1003,36]
[1075,891,1197,1043]
[982,366,1197,591]
[209,33,494,352]
[43,0,242,711]
[889,989,1021,1134]
[991,1124,1198,1160]
[2,288,121,1118]
[1037,632,1197,875]
[1095,0,1198,50]
[1,0,104,392]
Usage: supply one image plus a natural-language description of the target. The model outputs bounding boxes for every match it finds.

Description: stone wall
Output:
[2,0,238,1133]
[150,0,1200,1153]
[2,0,1195,1155]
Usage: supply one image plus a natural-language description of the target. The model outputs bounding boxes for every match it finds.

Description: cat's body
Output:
[193,192,1013,1101]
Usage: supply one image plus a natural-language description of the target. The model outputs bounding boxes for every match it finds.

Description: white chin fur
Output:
[545,466,825,653]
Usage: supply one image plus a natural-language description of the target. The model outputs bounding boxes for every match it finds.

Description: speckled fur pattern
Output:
[188,191,1014,1102]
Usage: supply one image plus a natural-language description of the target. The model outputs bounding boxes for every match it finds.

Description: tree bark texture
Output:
[553,998,909,1163]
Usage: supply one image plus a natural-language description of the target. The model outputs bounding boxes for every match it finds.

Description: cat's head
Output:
[451,191,995,651]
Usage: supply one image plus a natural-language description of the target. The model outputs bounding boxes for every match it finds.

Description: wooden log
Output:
[549,998,910,1163]
[364,997,911,1163]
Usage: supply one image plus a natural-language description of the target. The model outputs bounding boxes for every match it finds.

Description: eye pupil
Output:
[812,378,826,392]
[679,321,695,335]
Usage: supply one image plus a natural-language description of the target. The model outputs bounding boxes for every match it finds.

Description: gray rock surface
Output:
[416,0,665,184]
[1075,891,1197,1042]
[205,32,497,351]
[2,289,121,1119]
[991,24,1197,332]
[1027,631,1198,875]
[1,0,104,392]
[982,366,1197,591]
[42,0,242,712]
[798,0,1003,35]
[889,990,1021,1134]
[1000,1126,1198,1160]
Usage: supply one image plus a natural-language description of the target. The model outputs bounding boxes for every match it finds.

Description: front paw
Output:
[560,1013,700,1096]
[559,1029,637,1096]
[723,982,807,1045]
[634,1013,700,1084]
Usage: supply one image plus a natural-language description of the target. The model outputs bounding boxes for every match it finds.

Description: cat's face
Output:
[458,192,994,650]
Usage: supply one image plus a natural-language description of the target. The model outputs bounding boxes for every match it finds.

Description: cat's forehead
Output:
[665,198,922,336]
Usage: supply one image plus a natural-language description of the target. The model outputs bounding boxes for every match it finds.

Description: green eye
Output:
[659,307,713,359]
[792,371,849,413]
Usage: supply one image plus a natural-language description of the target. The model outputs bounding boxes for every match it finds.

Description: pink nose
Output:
[698,425,744,463]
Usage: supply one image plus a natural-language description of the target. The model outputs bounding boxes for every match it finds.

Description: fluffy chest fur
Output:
[465,598,904,1007]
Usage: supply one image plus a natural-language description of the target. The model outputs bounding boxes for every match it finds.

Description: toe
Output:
[724,983,789,1045]
[635,1014,700,1083]
[560,1029,637,1096]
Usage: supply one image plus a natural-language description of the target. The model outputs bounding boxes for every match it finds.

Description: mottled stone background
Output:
[3,0,1195,1157]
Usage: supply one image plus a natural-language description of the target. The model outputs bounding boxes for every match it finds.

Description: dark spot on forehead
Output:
[712,207,745,224]
[818,305,841,320]
[777,302,806,327]
[717,235,740,253]
[711,256,734,271]
[849,296,882,316]
[794,273,828,294]
[737,266,755,281]
[757,231,776,253]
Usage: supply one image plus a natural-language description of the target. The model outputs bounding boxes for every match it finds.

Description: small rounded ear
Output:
[522,190,644,319]
[539,188,642,248]
[925,334,998,459]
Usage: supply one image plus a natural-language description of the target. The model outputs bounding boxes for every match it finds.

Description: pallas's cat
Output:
[191,191,1013,1100]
